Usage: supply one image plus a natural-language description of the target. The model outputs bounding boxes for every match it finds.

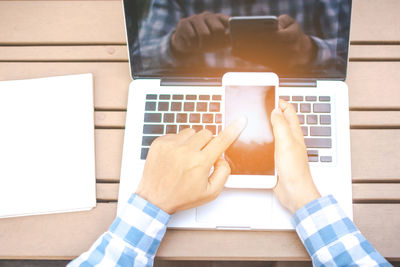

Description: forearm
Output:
[293,195,391,266]
[68,194,170,267]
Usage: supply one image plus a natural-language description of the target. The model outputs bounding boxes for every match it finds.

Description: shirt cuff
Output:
[291,195,357,257]
[309,36,334,67]
[110,194,171,256]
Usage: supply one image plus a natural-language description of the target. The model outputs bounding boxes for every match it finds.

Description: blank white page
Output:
[0,74,96,218]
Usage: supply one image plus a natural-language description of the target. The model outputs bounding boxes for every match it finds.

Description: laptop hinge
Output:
[161,77,222,86]
[279,78,317,87]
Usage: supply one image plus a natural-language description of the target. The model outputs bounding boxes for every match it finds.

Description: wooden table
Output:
[0,0,399,261]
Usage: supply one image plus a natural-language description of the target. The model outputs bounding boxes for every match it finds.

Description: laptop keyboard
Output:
[140,93,332,163]
[141,94,223,159]
[280,95,333,163]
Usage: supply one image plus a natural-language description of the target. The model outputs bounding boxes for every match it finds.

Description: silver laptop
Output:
[118,0,353,229]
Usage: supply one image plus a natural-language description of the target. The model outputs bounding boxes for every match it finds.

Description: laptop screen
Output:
[124,0,351,80]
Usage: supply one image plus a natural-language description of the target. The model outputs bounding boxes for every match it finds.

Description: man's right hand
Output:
[271,100,321,214]
[170,12,229,56]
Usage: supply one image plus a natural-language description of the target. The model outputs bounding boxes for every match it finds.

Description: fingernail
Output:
[272,108,282,115]
[232,115,248,130]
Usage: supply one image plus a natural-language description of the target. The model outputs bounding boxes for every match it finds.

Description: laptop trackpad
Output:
[196,188,272,228]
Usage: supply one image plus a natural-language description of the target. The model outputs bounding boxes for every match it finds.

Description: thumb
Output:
[271,108,293,144]
[208,157,231,198]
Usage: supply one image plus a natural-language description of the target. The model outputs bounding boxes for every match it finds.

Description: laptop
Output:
[118,0,353,229]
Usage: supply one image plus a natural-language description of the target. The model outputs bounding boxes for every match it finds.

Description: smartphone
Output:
[223,72,278,189]
[229,16,278,49]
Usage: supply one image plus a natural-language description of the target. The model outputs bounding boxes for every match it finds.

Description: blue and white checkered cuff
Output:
[292,195,357,256]
[110,194,171,256]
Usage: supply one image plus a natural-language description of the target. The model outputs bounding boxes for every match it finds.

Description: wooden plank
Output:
[0,62,132,110]
[0,46,128,62]
[0,203,398,260]
[95,129,124,182]
[1,45,400,62]
[96,183,400,203]
[94,129,400,182]
[96,183,119,201]
[92,111,400,129]
[0,62,399,110]
[95,111,126,128]
[0,0,399,45]
[351,130,400,181]
[350,111,400,128]
[0,1,126,45]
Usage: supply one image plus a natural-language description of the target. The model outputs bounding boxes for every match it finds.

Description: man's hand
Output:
[135,117,247,214]
[271,100,321,213]
[170,12,230,56]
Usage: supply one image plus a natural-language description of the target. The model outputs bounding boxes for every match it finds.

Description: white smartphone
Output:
[223,72,279,189]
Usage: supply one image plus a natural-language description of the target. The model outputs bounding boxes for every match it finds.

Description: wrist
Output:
[292,186,321,213]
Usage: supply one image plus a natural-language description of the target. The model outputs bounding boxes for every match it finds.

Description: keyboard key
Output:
[300,103,311,113]
[163,113,174,123]
[320,115,331,125]
[307,150,319,156]
[184,102,195,111]
[144,113,161,123]
[197,102,207,112]
[279,96,290,101]
[310,127,331,136]
[146,94,157,100]
[177,113,187,123]
[320,156,332,162]
[186,95,196,100]
[199,95,210,100]
[189,113,201,123]
[205,125,216,135]
[142,136,158,146]
[290,103,298,112]
[145,102,156,111]
[307,115,318,124]
[212,95,222,101]
[314,103,331,113]
[297,114,305,124]
[304,138,332,148]
[308,155,319,162]
[319,96,331,102]
[305,96,317,101]
[202,114,213,123]
[215,113,222,124]
[171,102,182,111]
[292,96,303,101]
[140,147,149,160]
[158,102,169,111]
[301,126,308,136]
[179,125,190,131]
[143,125,164,134]
[166,125,177,134]
[173,94,184,100]
[192,125,203,132]
[159,94,170,100]
[209,102,220,112]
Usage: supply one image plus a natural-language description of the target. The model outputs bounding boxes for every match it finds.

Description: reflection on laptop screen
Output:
[124,0,351,79]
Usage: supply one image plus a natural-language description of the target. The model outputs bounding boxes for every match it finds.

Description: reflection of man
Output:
[136,0,349,73]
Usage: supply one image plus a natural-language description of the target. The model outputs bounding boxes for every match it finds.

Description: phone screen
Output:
[225,85,275,175]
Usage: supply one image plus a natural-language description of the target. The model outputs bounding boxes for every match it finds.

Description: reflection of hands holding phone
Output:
[170,12,230,57]
[271,100,321,213]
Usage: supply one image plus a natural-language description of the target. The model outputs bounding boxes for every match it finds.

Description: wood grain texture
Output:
[96,183,400,202]
[1,45,400,62]
[0,203,398,260]
[0,0,399,44]
[0,62,400,110]
[95,111,126,128]
[350,111,400,128]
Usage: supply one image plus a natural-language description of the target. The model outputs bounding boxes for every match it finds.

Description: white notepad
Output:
[0,74,96,218]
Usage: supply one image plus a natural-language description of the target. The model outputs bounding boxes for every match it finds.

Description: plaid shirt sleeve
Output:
[68,194,170,267]
[293,195,391,267]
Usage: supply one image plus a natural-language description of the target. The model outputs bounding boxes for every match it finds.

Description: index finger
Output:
[202,116,247,164]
